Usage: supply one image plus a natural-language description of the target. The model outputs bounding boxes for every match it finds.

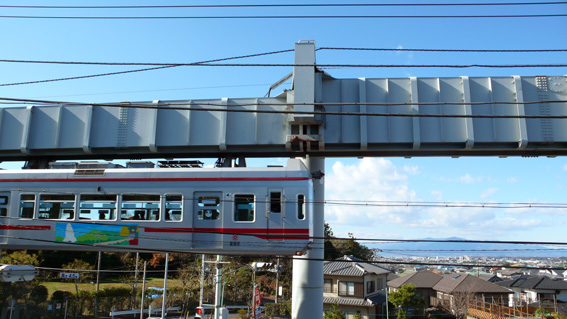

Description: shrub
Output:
[266,300,292,317]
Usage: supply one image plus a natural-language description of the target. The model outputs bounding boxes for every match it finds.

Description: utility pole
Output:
[95,251,102,317]
[161,253,169,319]
[134,252,139,315]
[214,255,223,319]
[199,254,205,309]
[140,261,147,319]
[275,257,280,304]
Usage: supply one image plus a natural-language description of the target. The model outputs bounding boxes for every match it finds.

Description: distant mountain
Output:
[368,237,567,258]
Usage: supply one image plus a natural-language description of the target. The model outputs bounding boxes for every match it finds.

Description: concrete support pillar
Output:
[292,156,324,319]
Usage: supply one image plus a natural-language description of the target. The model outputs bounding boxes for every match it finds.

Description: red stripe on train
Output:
[0,177,309,183]
[0,225,51,230]
[144,227,310,240]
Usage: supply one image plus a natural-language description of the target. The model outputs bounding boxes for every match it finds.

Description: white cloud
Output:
[325,158,418,227]
[480,187,498,199]
[507,177,519,183]
[403,165,420,175]
[431,190,443,200]
[460,174,483,184]
[417,206,542,237]
[395,44,414,63]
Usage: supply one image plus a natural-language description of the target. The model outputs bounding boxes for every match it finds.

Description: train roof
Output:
[0,158,311,180]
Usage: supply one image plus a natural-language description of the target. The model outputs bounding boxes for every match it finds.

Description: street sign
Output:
[0,265,37,282]
[60,273,80,279]
[254,286,261,319]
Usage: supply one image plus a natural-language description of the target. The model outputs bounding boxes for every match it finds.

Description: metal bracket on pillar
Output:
[311,170,325,180]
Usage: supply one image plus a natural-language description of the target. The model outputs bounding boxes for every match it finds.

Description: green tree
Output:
[324,303,346,319]
[0,250,40,266]
[389,284,425,319]
[324,223,373,260]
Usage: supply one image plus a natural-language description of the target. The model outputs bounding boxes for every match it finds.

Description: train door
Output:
[0,192,9,243]
[193,192,223,249]
[267,188,284,241]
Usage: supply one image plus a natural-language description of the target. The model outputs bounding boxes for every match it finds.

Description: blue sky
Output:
[1,1,567,243]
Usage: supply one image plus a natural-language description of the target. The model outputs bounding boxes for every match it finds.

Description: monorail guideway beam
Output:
[1,42,567,319]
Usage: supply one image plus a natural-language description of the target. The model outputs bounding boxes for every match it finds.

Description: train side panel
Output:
[0,165,312,256]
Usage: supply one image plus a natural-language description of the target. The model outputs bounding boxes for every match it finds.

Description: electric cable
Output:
[1,60,565,67]
[0,49,293,87]
[3,97,567,121]
[1,3,566,9]
[318,47,567,53]
[0,14,565,20]
[28,83,283,99]
[3,233,566,271]
[2,213,566,247]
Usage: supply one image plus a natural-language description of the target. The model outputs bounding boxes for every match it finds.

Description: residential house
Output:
[323,255,391,319]
[387,270,443,307]
[539,269,567,281]
[497,275,567,309]
[432,273,512,316]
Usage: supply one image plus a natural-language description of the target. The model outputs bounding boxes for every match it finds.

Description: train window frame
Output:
[121,194,161,221]
[79,194,118,221]
[234,194,255,223]
[19,194,35,219]
[297,194,306,220]
[39,194,76,220]
[165,194,183,222]
[0,195,8,217]
[197,195,220,220]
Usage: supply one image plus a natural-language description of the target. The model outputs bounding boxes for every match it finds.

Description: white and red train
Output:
[0,159,313,255]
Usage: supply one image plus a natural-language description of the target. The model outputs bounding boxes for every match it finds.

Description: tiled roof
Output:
[388,271,443,289]
[324,255,391,277]
[323,293,386,307]
[433,274,512,294]
[497,276,567,290]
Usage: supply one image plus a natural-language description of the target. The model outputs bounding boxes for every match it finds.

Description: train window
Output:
[80,194,117,221]
[234,194,254,222]
[197,196,220,220]
[270,192,282,213]
[39,194,76,220]
[19,194,35,219]
[121,194,160,221]
[165,195,182,222]
[297,194,305,220]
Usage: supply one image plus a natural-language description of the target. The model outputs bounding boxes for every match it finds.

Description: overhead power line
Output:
[0,14,565,20]
[2,98,567,120]
[319,47,567,53]
[1,213,566,247]
[2,2,566,9]
[2,232,567,271]
[1,63,565,87]
[0,49,293,87]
